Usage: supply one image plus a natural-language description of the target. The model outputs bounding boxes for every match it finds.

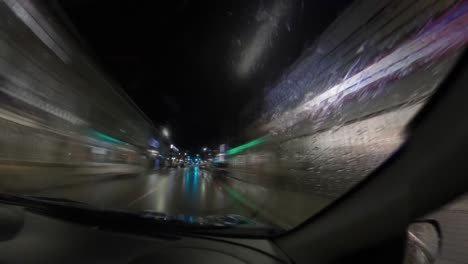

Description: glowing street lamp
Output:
[162,127,169,138]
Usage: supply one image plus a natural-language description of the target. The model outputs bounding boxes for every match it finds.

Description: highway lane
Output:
[28,167,331,229]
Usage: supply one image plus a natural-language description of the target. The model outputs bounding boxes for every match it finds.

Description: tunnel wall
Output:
[0,0,161,191]
[225,0,467,198]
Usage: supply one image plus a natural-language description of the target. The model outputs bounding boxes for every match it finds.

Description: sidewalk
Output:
[0,162,146,192]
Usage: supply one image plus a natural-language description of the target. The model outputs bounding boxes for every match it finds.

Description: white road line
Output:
[126,176,164,206]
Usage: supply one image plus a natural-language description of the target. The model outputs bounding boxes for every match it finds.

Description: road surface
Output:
[26,167,330,229]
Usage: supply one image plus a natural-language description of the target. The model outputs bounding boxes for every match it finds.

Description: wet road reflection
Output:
[29,167,329,228]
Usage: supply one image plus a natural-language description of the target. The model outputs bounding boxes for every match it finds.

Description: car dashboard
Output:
[0,205,290,264]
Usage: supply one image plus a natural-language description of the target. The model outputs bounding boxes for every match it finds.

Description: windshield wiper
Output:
[0,193,89,208]
[0,193,187,239]
[0,193,283,237]
[24,195,89,205]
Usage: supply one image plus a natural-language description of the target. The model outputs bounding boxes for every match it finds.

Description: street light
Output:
[162,127,169,138]
[203,147,207,152]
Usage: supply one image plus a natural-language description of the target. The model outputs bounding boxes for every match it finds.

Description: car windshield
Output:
[0,0,466,234]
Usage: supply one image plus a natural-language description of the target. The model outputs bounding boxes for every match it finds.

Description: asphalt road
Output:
[28,167,331,229]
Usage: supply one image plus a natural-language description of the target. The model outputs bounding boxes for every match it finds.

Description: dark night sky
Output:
[57,0,351,151]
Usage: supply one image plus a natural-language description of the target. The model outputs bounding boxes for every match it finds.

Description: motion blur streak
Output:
[3,0,71,63]
[227,135,271,155]
[237,0,291,77]
[266,0,468,132]
[0,0,158,192]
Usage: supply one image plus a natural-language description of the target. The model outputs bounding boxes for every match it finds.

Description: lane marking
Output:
[126,175,166,207]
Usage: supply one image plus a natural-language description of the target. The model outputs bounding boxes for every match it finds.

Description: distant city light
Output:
[203,147,207,151]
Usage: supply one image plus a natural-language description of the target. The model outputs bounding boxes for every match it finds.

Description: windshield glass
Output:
[0,0,467,234]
